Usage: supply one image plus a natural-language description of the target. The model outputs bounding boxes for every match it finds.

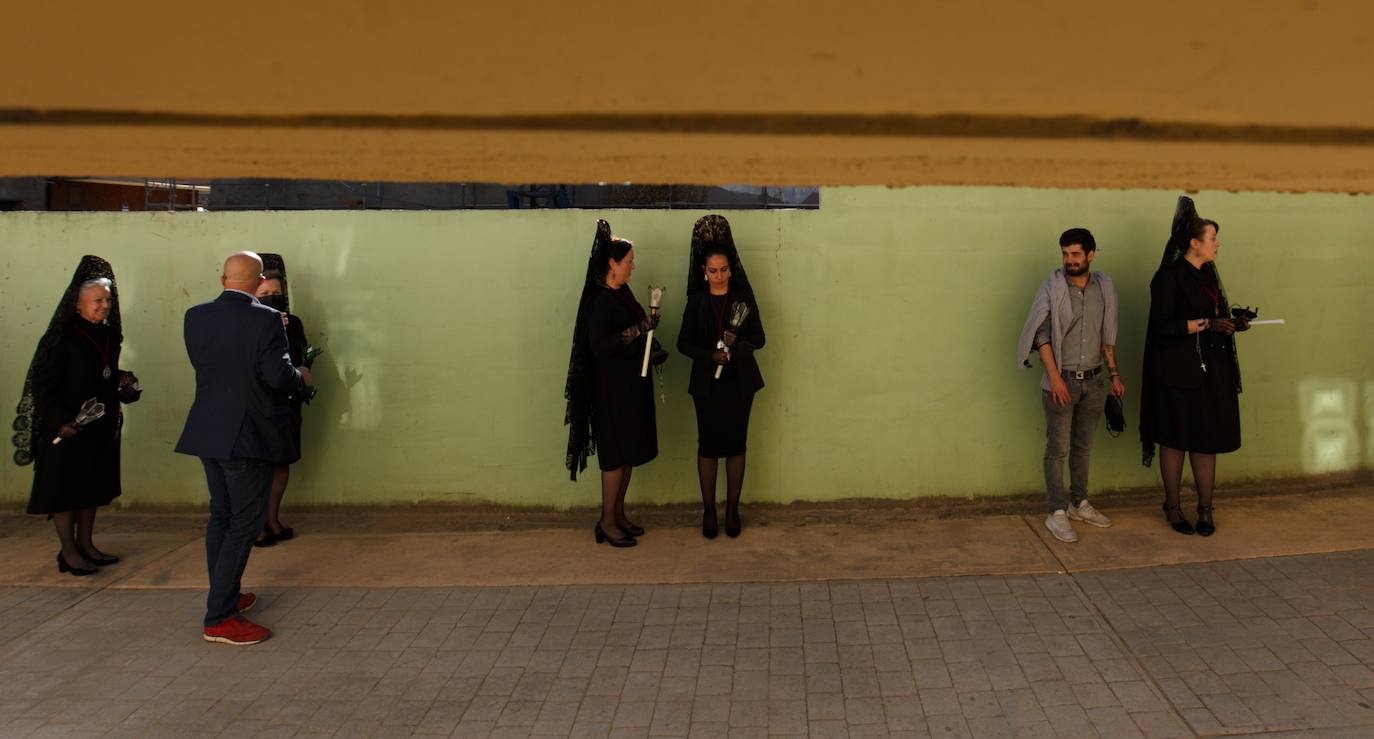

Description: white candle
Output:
[641,286,664,377]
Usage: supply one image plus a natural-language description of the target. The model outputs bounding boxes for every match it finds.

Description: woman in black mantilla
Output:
[677,215,766,539]
[565,220,665,548]
[12,256,142,576]
[252,255,313,547]
[1140,196,1248,537]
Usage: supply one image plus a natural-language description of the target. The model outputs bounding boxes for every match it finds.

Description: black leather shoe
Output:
[725,507,742,538]
[594,523,636,548]
[1196,505,1215,537]
[1163,503,1195,535]
[253,530,278,548]
[57,553,96,576]
[702,510,718,540]
[268,526,294,542]
[622,521,645,537]
[81,550,120,566]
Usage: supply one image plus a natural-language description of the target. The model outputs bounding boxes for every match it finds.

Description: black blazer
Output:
[1146,259,1237,389]
[677,290,766,397]
[175,290,303,463]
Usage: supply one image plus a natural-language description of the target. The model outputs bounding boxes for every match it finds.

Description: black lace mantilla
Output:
[564,219,614,480]
[686,214,753,300]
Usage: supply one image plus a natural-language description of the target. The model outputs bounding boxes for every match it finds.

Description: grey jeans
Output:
[1042,374,1107,513]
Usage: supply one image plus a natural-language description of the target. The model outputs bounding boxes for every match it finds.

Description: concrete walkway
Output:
[2,488,1372,590]
[0,489,1372,737]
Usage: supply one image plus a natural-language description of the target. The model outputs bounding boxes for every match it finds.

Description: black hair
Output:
[1059,228,1096,253]
[594,238,633,282]
[700,245,732,263]
[261,269,288,293]
[1188,218,1220,242]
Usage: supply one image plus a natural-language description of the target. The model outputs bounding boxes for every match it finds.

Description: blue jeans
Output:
[1042,375,1107,513]
[201,457,273,627]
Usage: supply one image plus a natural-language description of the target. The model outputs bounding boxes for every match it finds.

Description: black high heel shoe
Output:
[57,553,97,576]
[80,549,120,566]
[1163,503,1195,535]
[622,521,645,537]
[594,523,637,548]
[1195,505,1215,537]
[702,509,718,540]
[724,507,742,539]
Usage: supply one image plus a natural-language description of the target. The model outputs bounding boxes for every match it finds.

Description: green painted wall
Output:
[2,187,1370,508]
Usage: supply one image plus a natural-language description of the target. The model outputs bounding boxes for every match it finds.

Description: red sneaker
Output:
[236,592,257,613]
[203,615,271,646]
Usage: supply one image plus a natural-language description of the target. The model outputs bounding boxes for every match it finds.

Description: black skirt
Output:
[29,417,122,515]
[1149,341,1241,454]
[593,376,658,470]
[693,379,754,458]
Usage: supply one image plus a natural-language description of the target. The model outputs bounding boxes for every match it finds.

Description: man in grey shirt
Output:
[1015,228,1125,543]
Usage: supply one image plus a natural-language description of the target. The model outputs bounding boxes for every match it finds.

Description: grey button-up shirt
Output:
[1034,277,1103,372]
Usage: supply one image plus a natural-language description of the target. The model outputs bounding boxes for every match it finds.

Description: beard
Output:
[1064,263,1089,276]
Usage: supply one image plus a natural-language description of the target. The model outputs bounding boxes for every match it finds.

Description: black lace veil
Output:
[11,255,122,466]
[564,220,615,480]
[685,214,754,300]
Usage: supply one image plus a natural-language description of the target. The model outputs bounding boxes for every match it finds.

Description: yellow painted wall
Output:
[2,187,1370,508]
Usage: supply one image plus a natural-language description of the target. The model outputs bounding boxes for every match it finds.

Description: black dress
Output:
[588,285,658,470]
[27,319,122,515]
[284,313,307,455]
[677,291,766,458]
[1143,259,1241,454]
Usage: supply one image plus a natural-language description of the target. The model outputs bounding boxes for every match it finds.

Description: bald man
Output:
[176,251,312,645]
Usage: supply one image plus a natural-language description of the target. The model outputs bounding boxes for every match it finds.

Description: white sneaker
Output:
[1045,510,1078,543]
[1068,500,1112,528]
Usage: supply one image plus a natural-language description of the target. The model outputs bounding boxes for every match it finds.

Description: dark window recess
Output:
[204,180,818,211]
[0,177,819,211]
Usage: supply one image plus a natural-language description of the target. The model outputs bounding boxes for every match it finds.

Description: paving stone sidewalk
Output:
[3,550,1374,738]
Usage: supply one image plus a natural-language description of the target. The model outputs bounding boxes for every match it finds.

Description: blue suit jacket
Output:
[175,290,303,463]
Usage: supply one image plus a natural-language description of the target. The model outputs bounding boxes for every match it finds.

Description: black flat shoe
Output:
[702,511,718,540]
[253,531,278,548]
[594,523,636,548]
[1163,503,1195,535]
[268,526,294,542]
[57,553,96,576]
[1196,505,1215,537]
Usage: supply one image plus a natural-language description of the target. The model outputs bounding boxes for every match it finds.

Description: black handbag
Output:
[1105,394,1126,437]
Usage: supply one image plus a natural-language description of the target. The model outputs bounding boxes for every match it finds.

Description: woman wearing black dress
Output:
[253,257,311,547]
[565,220,664,548]
[1140,197,1248,536]
[12,256,141,575]
[677,215,766,539]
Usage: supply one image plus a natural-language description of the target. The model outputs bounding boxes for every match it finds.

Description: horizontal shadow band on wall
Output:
[3,109,1374,148]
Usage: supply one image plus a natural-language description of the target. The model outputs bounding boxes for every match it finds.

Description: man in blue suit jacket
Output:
[176,251,310,645]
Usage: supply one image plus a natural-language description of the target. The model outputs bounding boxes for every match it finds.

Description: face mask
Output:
[259,294,287,312]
